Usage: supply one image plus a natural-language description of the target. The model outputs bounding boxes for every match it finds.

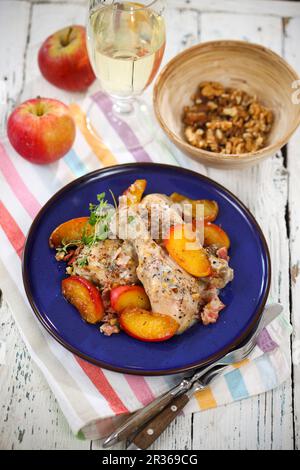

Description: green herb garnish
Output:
[109,189,118,209]
[82,192,115,247]
[77,256,89,267]
[56,239,81,256]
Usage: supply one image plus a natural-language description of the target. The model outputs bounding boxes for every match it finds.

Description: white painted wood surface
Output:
[0,0,300,450]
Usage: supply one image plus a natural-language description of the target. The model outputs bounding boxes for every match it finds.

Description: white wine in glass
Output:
[87,0,166,151]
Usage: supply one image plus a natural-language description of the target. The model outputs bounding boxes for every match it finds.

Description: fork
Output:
[126,303,282,449]
[126,365,224,450]
[103,303,282,448]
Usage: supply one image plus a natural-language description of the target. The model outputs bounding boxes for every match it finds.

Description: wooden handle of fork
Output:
[129,393,190,450]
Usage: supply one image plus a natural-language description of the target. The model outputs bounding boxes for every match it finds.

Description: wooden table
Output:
[1,0,300,450]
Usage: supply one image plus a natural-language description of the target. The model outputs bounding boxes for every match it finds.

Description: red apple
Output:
[38,25,95,92]
[7,98,76,164]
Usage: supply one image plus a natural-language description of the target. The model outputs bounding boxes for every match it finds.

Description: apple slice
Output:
[62,276,104,324]
[164,224,211,277]
[123,179,147,206]
[110,285,151,313]
[170,193,219,222]
[49,217,94,248]
[119,308,179,342]
[204,222,230,249]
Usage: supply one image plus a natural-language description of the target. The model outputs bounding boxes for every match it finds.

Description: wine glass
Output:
[87,0,166,152]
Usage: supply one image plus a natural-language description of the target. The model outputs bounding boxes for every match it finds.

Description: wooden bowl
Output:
[154,40,300,169]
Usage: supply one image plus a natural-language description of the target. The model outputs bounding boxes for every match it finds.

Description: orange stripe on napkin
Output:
[233,359,250,369]
[75,357,129,415]
[194,387,217,410]
[69,103,118,167]
[0,201,25,258]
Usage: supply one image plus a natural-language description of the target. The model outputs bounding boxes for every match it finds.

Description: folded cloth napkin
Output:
[0,92,292,440]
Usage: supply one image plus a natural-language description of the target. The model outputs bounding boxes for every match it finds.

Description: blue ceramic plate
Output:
[22,164,270,375]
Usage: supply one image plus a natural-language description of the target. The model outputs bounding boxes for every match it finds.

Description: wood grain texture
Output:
[192,10,294,450]
[154,6,207,177]
[21,1,87,105]
[0,299,90,449]
[171,0,300,17]
[0,0,31,136]
[284,15,300,450]
[93,6,200,452]
[0,0,299,450]
[0,0,90,451]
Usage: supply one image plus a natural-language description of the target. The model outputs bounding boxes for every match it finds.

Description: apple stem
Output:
[61,27,73,47]
[36,99,45,117]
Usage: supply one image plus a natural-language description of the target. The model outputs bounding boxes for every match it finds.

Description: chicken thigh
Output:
[133,235,204,333]
[119,205,204,333]
[73,239,138,288]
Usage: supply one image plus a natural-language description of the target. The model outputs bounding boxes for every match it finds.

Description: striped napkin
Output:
[0,91,292,440]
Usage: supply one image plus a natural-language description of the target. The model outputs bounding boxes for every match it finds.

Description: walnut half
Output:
[182,81,274,155]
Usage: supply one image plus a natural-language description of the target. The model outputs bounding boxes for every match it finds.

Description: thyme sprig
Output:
[56,192,116,260]
[82,192,115,247]
[76,256,89,267]
[56,239,82,256]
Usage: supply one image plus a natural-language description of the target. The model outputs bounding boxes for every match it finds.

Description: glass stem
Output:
[112,97,134,115]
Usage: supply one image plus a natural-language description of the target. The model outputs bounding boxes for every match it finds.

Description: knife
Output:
[126,303,283,450]
[103,303,282,449]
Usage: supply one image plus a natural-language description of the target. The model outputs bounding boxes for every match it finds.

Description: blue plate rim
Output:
[22,163,271,376]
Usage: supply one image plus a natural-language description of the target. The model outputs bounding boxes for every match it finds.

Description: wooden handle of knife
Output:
[130,393,190,450]
[117,390,181,443]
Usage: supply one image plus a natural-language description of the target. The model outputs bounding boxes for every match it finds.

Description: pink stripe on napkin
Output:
[0,201,26,258]
[75,357,129,415]
[92,92,153,163]
[0,141,41,218]
[125,375,156,406]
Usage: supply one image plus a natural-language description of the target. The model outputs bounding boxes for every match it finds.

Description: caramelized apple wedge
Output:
[119,308,179,342]
[110,285,151,314]
[49,217,94,248]
[164,224,211,277]
[170,193,219,222]
[204,222,230,249]
[62,276,104,324]
[123,179,147,206]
